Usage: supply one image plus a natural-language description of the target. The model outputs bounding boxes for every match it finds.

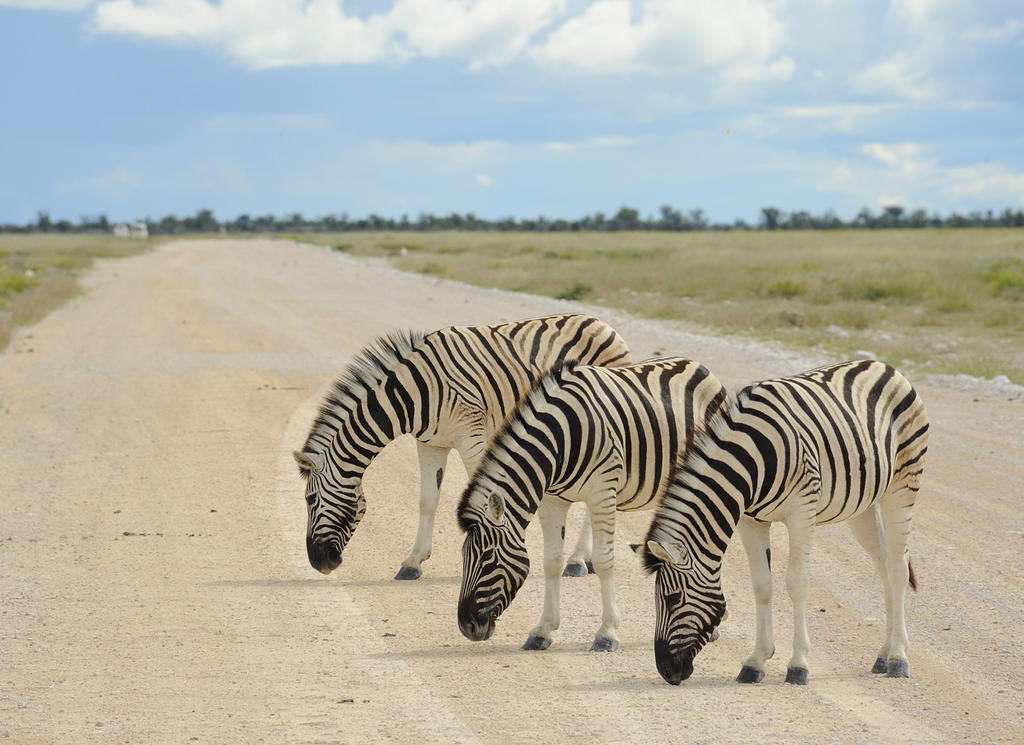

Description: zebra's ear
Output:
[647,539,688,567]
[629,543,643,556]
[294,450,325,475]
[486,492,506,525]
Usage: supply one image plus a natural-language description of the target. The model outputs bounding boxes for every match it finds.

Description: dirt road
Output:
[2,239,1021,745]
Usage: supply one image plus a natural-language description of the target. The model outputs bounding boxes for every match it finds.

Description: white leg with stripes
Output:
[848,504,894,671]
[737,516,774,683]
[879,487,916,677]
[589,492,621,651]
[523,497,571,650]
[562,506,594,577]
[783,501,816,684]
[396,442,450,580]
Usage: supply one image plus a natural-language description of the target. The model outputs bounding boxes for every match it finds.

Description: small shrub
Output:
[418,262,444,276]
[766,279,805,298]
[331,243,353,252]
[983,258,1024,299]
[555,281,592,301]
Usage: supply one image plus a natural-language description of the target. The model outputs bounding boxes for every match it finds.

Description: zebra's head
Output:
[456,491,530,642]
[294,450,367,575]
[639,539,727,685]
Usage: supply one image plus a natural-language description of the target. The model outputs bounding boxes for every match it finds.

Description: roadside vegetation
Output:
[0,234,155,351]
[295,230,1024,384]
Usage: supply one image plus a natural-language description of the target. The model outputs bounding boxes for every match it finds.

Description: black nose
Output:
[307,536,342,574]
[655,639,694,685]
[458,597,495,641]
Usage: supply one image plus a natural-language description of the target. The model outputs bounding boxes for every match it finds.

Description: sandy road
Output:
[1,238,1021,745]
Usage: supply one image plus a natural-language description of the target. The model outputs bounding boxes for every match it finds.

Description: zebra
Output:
[638,359,929,685]
[293,313,632,580]
[456,357,727,652]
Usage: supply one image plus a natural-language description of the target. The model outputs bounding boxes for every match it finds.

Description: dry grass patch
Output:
[293,229,1024,383]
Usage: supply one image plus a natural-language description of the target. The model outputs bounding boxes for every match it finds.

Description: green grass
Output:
[292,229,1024,384]
[0,234,156,352]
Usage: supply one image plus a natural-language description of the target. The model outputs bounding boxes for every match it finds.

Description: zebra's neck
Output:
[649,417,751,569]
[473,404,563,533]
[303,331,430,476]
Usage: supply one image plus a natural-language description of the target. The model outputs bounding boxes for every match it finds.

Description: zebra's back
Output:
[736,359,929,524]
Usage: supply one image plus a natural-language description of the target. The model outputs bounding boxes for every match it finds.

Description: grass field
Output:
[293,229,1024,384]
[0,234,155,351]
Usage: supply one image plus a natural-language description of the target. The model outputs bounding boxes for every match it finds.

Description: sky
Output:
[1,0,1022,226]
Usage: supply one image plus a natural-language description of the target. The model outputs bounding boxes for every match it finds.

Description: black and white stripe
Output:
[294,313,632,580]
[640,359,929,685]
[456,357,727,651]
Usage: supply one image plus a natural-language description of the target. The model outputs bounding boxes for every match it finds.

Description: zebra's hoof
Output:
[521,634,551,651]
[871,656,888,674]
[785,667,809,685]
[394,566,421,580]
[736,666,764,684]
[562,562,588,577]
[886,659,910,678]
[586,560,595,574]
[590,636,618,652]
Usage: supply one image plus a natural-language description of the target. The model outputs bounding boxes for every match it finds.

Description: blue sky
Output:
[1,0,1022,225]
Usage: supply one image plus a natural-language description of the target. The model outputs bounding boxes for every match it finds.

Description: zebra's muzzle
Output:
[655,639,695,685]
[457,597,497,641]
[307,536,342,574]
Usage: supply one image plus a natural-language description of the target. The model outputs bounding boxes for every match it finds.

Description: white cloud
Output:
[853,51,938,101]
[532,0,793,83]
[963,18,1024,44]
[784,103,897,134]
[861,142,927,176]
[0,0,93,9]
[394,0,564,69]
[85,0,793,82]
[818,142,1024,210]
[89,0,563,69]
[946,163,1024,205]
[544,135,638,152]
[475,174,493,187]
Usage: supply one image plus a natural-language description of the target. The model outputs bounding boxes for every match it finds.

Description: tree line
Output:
[5,205,1024,235]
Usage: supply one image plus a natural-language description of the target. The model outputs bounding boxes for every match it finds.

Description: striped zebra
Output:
[638,359,929,685]
[294,314,632,580]
[456,357,727,652]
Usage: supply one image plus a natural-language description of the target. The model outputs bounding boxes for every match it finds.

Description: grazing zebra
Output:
[294,314,632,580]
[456,357,727,652]
[638,359,929,685]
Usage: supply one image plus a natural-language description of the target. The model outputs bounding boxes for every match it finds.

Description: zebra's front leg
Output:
[588,494,620,652]
[736,516,774,684]
[562,504,594,577]
[523,497,571,650]
[783,508,816,685]
[396,442,450,580]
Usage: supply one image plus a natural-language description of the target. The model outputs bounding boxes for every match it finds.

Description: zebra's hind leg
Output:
[878,487,917,678]
[848,505,894,674]
[396,443,450,580]
[736,516,774,684]
[523,497,571,651]
[587,493,621,652]
[562,505,595,577]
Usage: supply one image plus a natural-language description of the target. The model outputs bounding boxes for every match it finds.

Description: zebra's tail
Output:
[908,557,918,592]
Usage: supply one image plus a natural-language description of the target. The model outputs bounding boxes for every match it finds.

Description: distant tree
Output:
[609,206,641,231]
[760,207,782,230]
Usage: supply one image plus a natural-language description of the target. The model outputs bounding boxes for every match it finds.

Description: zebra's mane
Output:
[639,389,742,575]
[456,359,584,531]
[301,329,427,453]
